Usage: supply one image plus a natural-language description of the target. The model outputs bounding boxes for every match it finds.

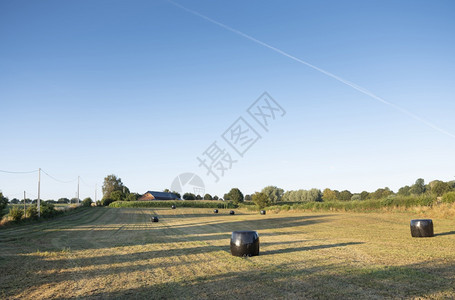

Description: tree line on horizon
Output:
[2,176,454,209]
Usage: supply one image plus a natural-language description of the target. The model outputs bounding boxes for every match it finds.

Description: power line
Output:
[0,169,38,174]
[79,176,93,187]
[41,169,77,184]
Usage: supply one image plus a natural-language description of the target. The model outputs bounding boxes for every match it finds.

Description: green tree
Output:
[110,190,125,202]
[351,194,361,201]
[82,197,93,207]
[261,186,284,203]
[57,198,70,204]
[203,193,212,200]
[10,198,20,204]
[0,192,9,216]
[226,188,244,204]
[183,193,196,200]
[244,194,252,201]
[338,190,353,201]
[431,181,450,196]
[252,192,270,209]
[410,178,426,195]
[196,194,203,200]
[360,191,369,200]
[368,187,393,199]
[448,181,455,190]
[102,174,129,199]
[172,191,181,199]
[213,195,219,200]
[126,193,140,201]
[398,185,411,196]
[39,202,57,218]
[322,188,337,201]
[282,191,291,202]
[307,189,322,202]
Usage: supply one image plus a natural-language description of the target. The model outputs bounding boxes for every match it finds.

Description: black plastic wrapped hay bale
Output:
[410,219,433,237]
[229,210,235,215]
[213,209,218,213]
[260,210,266,215]
[171,205,176,209]
[151,216,159,222]
[230,231,259,257]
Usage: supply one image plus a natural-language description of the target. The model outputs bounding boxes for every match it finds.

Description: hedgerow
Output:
[109,200,237,209]
[267,195,437,212]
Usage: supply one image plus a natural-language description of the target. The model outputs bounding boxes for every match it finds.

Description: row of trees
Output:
[9,198,85,204]
[1,192,94,211]
[182,193,221,200]
[214,178,455,209]
[7,175,447,210]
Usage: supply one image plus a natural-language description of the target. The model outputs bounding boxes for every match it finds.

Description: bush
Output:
[8,206,24,222]
[40,202,61,218]
[101,198,115,206]
[0,193,8,218]
[82,198,93,207]
[442,191,455,204]
[251,192,270,209]
[26,205,38,219]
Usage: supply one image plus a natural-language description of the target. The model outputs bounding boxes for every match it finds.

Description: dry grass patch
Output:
[0,207,454,299]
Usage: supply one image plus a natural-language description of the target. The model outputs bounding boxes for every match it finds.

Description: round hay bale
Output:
[229,210,235,215]
[230,230,259,257]
[171,205,176,209]
[151,216,159,222]
[213,209,218,213]
[410,219,433,237]
[260,210,266,215]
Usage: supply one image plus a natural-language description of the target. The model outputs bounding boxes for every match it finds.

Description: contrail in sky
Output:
[166,0,455,140]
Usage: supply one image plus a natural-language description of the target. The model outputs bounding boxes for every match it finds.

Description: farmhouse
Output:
[138,191,180,201]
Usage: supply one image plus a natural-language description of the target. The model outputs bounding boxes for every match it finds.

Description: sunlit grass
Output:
[1,207,454,299]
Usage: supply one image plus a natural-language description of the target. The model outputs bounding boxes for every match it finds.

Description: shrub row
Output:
[109,200,237,209]
[267,195,437,212]
[7,202,64,222]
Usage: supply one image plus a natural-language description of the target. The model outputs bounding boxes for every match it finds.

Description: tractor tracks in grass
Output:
[0,208,109,243]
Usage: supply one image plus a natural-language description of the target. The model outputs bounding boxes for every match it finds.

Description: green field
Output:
[1,207,454,299]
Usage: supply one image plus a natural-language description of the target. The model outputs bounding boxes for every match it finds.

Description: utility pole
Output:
[23,191,26,216]
[77,176,80,204]
[38,168,41,217]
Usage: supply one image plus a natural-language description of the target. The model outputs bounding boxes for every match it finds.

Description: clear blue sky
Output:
[1,0,454,200]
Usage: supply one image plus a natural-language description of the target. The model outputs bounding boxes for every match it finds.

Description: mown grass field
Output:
[0,207,454,299]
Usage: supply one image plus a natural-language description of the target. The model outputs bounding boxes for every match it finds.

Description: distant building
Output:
[138,191,181,201]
